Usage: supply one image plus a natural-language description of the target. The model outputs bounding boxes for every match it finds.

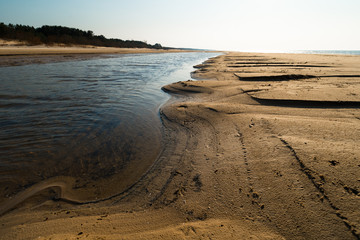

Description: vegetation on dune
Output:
[0,22,163,49]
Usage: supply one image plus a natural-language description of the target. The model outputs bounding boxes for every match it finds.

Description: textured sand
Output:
[0,52,359,239]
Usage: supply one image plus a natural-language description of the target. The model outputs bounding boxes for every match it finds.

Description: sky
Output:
[0,0,359,51]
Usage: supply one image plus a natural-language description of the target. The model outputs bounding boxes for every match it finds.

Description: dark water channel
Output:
[0,52,219,203]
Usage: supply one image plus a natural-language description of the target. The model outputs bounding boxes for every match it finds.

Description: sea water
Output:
[292,50,360,55]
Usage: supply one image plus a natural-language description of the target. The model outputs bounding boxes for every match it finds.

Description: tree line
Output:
[0,23,163,49]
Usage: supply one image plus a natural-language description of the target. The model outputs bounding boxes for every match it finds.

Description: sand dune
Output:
[0,52,359,239]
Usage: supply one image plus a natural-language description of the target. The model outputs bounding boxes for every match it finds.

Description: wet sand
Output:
[1,52,360,239]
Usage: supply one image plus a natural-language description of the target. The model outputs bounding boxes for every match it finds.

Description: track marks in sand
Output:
[228,116,357,239]
[183,52,360,239]
[279,138,360,238]
[234,125,266,213]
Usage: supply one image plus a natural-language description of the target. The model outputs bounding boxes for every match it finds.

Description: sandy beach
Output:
[0,51,359,239]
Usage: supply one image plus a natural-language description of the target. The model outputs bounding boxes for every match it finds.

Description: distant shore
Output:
[1,51,359,239]
[0,45,189,66]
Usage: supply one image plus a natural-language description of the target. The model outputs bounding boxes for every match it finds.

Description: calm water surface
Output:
[0,52,219,200]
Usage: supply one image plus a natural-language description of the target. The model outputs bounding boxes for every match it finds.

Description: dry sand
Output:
[0,52,359,239]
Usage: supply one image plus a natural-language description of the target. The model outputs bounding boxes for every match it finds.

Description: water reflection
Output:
[0,52,219,202]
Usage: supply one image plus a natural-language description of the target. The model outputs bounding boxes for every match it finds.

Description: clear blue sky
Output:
[0,0,359,51]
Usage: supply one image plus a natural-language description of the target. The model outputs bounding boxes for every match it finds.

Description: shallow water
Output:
[0,52,219,202]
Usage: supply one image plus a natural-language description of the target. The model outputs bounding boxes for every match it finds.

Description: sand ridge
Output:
[0,52,359,239]
[160,52,360,239]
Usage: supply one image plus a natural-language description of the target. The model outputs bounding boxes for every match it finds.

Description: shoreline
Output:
[0,46,191,67]
[0,52,359,239]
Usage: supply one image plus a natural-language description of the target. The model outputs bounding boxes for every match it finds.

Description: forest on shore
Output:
[0,22,163,49]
